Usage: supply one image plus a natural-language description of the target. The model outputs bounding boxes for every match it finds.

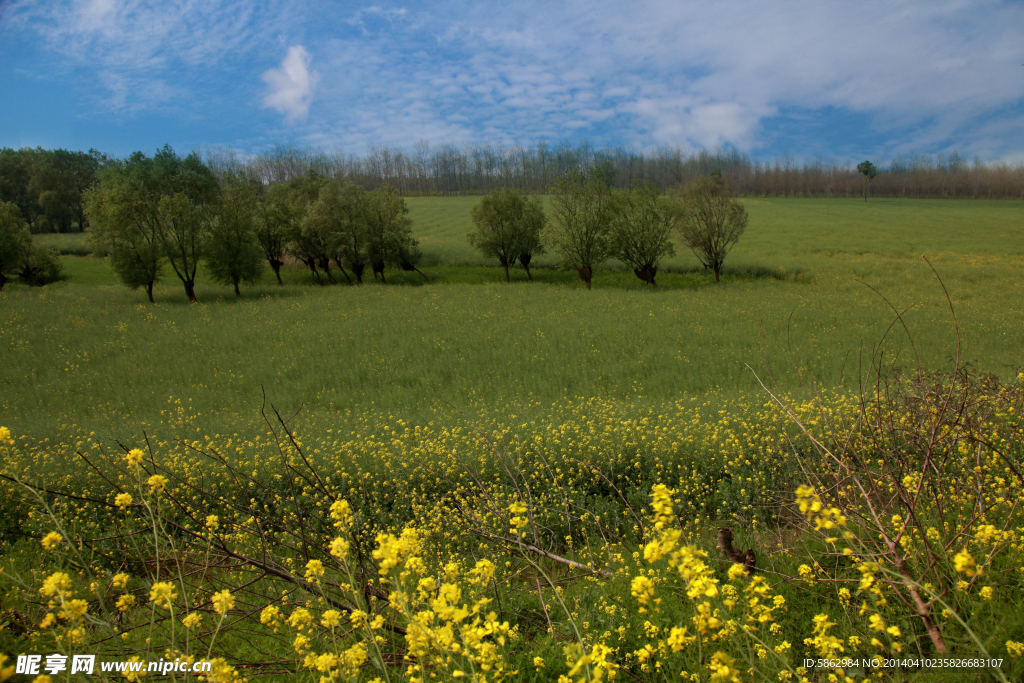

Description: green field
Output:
[2,198,1022,441]
[3,197,1024,680]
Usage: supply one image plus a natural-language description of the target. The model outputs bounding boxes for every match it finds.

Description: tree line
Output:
[202,143,1024,200]
[470,169,746,289]
[3,143,1021,240]
[0,147,106,233]
[79,145,424,302]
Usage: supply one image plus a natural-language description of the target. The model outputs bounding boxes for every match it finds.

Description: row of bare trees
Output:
[198,144,1024,199]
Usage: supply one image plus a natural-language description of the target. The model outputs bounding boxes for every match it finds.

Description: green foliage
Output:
[467,188,546,281]
[546,170,614,289]
[306,180,370,283]
[284,172,331,283]
[252,183,291,284]
[363,184,418,284]
[205,174,265,296]
[17,245,65,287]
[608,181,676,285]
[84,162,165,301]
[858,160,878,201]
[0,201,32,290]
[672,174,748,282]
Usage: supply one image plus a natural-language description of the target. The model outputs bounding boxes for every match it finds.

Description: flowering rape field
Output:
[2,199,1024,681]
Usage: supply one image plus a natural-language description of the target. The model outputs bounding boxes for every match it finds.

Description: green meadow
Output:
[2,198,1022,441]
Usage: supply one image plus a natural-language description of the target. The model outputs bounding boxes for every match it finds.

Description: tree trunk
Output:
[503,262,510,283]
[519,253,533,281]
[0,272,6,291]
[234,279,241,297]
[335,259,353,285]
[353,263,365,284]
[146,280,154,303]
[713,263,721,283]
[184,280,197,303]
[634,267,656,286]
[270,260,284,285]
[578,266,592,290]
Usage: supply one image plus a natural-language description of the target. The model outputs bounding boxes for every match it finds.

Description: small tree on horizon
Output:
[857,160,877,201]
[672,173,747,283]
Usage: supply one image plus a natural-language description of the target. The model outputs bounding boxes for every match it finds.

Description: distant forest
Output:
[3,142,1022,233]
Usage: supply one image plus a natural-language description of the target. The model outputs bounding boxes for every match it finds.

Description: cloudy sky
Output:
[1,0,1022,162]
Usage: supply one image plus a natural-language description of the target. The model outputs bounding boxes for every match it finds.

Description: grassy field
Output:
[2,198,1022,441]
[3,198,1024,680]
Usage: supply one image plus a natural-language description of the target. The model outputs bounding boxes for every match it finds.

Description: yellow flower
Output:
[321,610,341,628]
[125,448,145,465]
[182,612,203,629]
[112,573,130,589]
[979,586,994,600]
[304,559,324,581]
[59,599,89,621]
[953,550,978,577]
[330,536,350,558]
[149,581,177,608]
[1007,640,1024,657]
[147,474,168,493]
[41,531,62,551]
[329,499,354,528]
[205,515,220,530]
[114,492,133,508]
[116,594,136,612]
[211,590,234,615]
[533,657,545,669]
[39,572,72,598]
[0,426,13,445]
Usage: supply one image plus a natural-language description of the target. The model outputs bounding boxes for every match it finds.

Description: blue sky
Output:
[2,0,1022,163]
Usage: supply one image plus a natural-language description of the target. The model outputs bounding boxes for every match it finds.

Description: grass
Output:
[2,199,1022,442]
[2,198,1024,680]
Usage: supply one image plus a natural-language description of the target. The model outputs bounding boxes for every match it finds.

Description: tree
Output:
[283,172,330,284]
[363,185,418,284]
[18,245,65,287]
[151,146,220,302]
[857,160,877,201]
[545,170,613,289]
[0,149,42,231]
[0,201,31,291]
[609,181,675,285]
[206,173,265,297]
[467,188,546,282]
[672,173,747,283]
[320,181,370,284]
[253,183,290,285]
[84,161,165,302]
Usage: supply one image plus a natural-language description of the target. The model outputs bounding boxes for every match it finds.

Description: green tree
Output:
[0,201,31,291]
[364,185,419,284]
[253,183,293,285]
[0,148,42,231]
[18,245,65,287]
[84,161,165,302]
[316,181,370,284]
[672,173,747,283]
[857,160,877,201]
[609,181,675,285]
[284,172,330,284]
[206,173,265,297]
[545,170,613,289]
[467,188,546,282]
[150,146,220,302]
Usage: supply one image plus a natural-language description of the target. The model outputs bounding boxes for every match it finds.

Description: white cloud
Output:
[261,46,319,123]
